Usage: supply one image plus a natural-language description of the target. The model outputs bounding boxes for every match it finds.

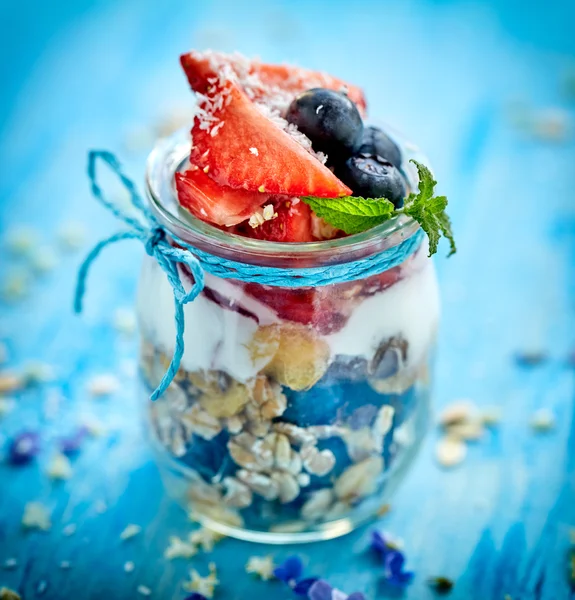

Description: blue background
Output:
[1,0,574,598]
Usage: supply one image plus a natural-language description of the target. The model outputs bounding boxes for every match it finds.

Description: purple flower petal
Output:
[8,432,40,465]
[347,593,367,600]
[273,555,304,584]
[370,530,388,555]
[184,594,208,600]
[383,550,414,587]
[308,579,334,600]
[59,427,88,456]
[293,577,319,596]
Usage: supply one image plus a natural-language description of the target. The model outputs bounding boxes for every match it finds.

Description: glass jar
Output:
[138,129,440,543]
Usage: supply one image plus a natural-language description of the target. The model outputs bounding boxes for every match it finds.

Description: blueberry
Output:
[339,156,406,208]
[358,126,402,169]
[286,88,364,158]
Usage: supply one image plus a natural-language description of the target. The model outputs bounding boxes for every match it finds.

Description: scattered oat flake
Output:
[0,396,15,417]
[0,588,21,600]
[5,227,36,256]
[164,535,197,560]
[30,247,59,274]
[137,585,152,596]
[94,499,108,514]
[87,373,120,397]
[428,576,454,593]
[57,221,87,251]
[245,555,275,580]
[530,408,555,432]
[124,561,135,573]
[120,524,142,540]
[22,501,51,531]
[438,400,477,427]
[0,372,22,394]
[47,452,73,480]
[63,523,77,536]
[183,563,219,598]
[24,361,56,384]
[3,559,17,570]
[189,527,225,552]
[249,147,259,156]
[436,436,467,468]
[60,561,71,569]
[2,272,29,302]
[113,308,137,335]
[36,580,47,595]
[81,414,107,437]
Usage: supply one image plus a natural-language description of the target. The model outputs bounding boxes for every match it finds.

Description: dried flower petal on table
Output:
[8,431,40,465]
[428,576,454,593]
[183,563,219,598]
[273,555,304,584]
[189,527,225,552]
[21,502,51,531]
[530,408,555,432]
[47,452,73,480]
[245,555,276,580]
[164,535,197,560]
[87,373,120,397]
[308,580,365,600]
[370,530,414,587]
[120,524,142,540]
[59,427,88,455]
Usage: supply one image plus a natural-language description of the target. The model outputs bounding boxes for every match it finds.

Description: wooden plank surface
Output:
[1,0,574,598]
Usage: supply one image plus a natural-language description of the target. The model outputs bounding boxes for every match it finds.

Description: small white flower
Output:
[87,373,120,397]
[164,536,197,560]
[57,221,87,251]
[530,408,555,431]
[21,502,51,531]
[183,563,219,598]
[5,227,36,256]
[120,524,142,540]
[47,453,73,480]
[245,555,275,580]
[189,527,224,552]
[136,585,152,596]
[124,561,135,573]
[113,308,137,335]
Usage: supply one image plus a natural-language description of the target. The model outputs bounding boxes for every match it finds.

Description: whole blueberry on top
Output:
[339,156,406,207]
[286,88,364,158]
[357,126,402,169]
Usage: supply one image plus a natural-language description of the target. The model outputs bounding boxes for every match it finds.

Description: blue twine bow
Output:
[75,150,424,401]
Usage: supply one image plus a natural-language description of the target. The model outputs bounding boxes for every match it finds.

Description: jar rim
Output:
[145,127,424,266]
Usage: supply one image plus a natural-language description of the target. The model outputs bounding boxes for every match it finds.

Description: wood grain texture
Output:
[0,0,574,598]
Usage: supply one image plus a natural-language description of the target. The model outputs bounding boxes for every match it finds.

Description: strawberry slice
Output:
[189,80,352,198]
[175,167,269,227]
[255,64,367,115]
[241,199,314,243]
[180,51,367,114]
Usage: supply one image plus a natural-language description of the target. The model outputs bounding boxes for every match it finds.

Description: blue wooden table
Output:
[1,0,574,598]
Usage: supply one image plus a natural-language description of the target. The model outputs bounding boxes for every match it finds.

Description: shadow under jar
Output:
[138,128,440,543]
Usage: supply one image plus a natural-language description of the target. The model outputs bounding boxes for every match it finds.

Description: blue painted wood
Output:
[1,0,574,598]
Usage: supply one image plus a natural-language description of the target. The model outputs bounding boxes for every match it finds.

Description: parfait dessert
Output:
[138,51,454,541]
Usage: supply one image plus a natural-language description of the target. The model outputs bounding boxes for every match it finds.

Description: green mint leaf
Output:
[301,159,456,257]
[301,195,395,235]
[401,160,456,257]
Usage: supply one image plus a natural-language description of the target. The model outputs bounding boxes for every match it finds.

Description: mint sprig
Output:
[301,160,456,257]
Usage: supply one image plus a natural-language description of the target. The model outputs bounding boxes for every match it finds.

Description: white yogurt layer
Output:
[326,259,440,369]
[137,253,439,382]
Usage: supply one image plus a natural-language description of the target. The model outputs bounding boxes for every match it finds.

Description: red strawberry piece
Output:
[180,51,367,114]
[255,63,367,115]
[175,167,269,227]
[242,199,314,243]
[360,264,404,297]
[189,79,352,197]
